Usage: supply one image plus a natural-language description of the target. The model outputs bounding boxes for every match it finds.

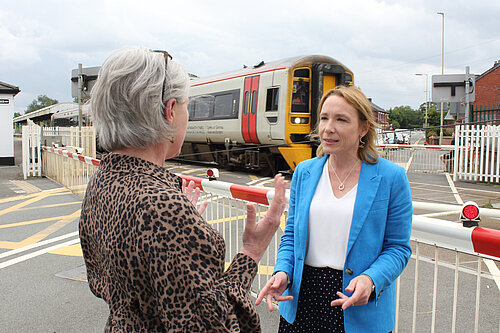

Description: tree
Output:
[388,106,423,129]
[25,95,58,114]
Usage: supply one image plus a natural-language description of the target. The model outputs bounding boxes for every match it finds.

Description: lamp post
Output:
[415,73,429,128]
[437,12,445,144]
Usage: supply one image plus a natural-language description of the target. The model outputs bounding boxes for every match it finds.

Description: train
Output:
[50,104,92,127]
[182,55,354,174]
[50,55,354,173]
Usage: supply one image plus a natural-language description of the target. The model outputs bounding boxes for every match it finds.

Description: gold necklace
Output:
[328,157,359,191]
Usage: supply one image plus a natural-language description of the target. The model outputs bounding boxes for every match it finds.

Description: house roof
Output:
[0,81,20,96]
[370,101,388,114]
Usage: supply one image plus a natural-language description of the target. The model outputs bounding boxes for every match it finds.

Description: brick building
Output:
[473,60,500,106]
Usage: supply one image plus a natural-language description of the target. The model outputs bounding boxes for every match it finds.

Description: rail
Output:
[41,146,500,332]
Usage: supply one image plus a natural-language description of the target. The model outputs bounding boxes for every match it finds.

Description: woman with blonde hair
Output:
[257,86,413,332]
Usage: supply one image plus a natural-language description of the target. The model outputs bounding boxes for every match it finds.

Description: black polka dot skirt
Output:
[279,265,345,333]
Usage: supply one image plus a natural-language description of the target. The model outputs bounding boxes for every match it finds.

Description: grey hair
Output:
[90,47,190,151]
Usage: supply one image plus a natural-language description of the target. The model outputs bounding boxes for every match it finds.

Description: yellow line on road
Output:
[17,210,81,247]
[16,201,82,212]
[181,168,206,175]
[0,187,70,204]
[49,243,83,257]
[0,194,53,217]
[0,210,81,250]
[0,216,61,230]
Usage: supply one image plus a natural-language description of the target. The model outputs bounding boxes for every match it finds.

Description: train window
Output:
[188,99,196,120]
[243,91,249,115]
[294,68,310,78]
[212,89,239,119]
[266,88,279,112]
[291,79,309,113]
[193,95,214,119]
[251,91,257,115]
[214,94,233,117]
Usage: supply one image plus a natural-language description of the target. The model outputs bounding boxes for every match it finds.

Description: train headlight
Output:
[291,117,309,124]
[206,168,219,181]
[460,201,480,228]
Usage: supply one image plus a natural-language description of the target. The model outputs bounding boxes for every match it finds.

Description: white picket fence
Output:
[454,125,500,183]
[21,120,42,179]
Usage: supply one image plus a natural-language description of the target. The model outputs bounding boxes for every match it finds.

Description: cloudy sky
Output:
[1,0,499,114]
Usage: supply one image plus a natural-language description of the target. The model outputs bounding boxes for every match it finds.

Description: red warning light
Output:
[460,201,480,227]
[463,204,479,219]
[207,169,214,177]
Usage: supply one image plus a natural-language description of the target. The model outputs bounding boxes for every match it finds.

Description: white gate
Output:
[21,120,42,179]
[454,124,500,183]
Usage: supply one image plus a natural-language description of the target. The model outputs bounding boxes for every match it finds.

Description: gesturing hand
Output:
[240,174,287,263]
[330,274,374,310]
[182,179,208,215]
[255,271,293,311]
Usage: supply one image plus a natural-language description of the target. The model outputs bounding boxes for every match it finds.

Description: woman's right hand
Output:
[255,271,293,311]
[240,174,287,263]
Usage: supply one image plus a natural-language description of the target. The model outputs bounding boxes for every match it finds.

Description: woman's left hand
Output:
[330,274,374,310]
[182,179,208,215]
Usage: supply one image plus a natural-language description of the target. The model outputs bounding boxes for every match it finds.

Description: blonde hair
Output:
[310,86,379,164]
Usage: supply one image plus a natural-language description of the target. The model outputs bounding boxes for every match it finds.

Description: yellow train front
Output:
[182,55,354,174]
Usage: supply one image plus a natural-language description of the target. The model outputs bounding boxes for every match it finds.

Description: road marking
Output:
[0,210,80,249]
[9,180,41,194]
[17,210,80,247]
[0,216,61,230]
[0,231,78,259]
[16,201,81,211]
[49,243,83,257]
[0,187,69,204]
[445,173,464,205]
[483,259,500,290]
[181,168,206,175]
[0,238,80,269]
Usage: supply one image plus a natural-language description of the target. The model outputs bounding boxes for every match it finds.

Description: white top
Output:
[305,160,357,270]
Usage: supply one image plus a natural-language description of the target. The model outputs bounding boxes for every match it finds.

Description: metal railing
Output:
[378,144,455,174]
[41,147,500,332]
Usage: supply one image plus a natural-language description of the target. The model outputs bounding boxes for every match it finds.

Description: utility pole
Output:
[77,63,83,147]
[465,66,470,123]
[415,73,429,127]
[438,12,445,144]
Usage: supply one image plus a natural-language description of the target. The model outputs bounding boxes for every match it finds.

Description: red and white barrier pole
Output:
[42,146,500,260]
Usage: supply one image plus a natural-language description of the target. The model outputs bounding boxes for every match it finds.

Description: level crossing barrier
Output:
[41,146,500,332]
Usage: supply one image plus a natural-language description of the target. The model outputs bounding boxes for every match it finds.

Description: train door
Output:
[242,76,260,143]
[310,63,350,134]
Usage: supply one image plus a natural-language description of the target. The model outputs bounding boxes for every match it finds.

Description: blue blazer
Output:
[274,155,413,332]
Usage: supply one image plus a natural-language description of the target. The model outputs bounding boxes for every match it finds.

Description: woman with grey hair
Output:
[79,47,287,332]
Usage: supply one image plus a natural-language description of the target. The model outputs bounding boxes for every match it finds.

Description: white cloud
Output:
[1,0,499,113]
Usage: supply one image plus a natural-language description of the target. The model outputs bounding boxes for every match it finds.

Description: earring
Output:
[169,136,174,143]
[359,137,365,148]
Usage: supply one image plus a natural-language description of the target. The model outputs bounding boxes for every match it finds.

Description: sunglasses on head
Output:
[152,50,173,103]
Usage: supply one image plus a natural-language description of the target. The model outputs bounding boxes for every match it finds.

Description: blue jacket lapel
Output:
[297,155,326,254]
[346,161,382,257]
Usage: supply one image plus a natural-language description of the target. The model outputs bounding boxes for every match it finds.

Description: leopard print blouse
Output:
[79,153,260,332]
